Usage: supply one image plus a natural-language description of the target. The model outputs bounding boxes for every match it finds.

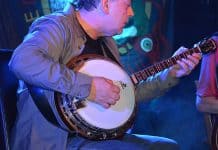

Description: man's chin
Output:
[116,29,123,35]
[106,29,123,37]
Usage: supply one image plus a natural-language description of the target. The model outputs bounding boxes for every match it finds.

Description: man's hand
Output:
[87,77,120,108]
[169,46,202,78]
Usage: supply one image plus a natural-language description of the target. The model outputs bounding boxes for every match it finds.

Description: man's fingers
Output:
[105,78,113,84]
[101,102,110,108]
[112,85,120,93]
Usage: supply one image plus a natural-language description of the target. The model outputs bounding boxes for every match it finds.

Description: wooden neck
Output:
[131,46,201,84]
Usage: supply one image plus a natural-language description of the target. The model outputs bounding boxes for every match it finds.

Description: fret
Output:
[141,70,148,79]
[174,55,180,61]
[143,68,149,77]
[193,48,199,53]
[171,58,176,65]
[145,69,151,77]
[184,50,190,56]
[163,60,168,68]
[181,52,187,59]
[158,63,163,71]
[135,70,149,83]
[170,58,175,65]
[192,48,196,53]
[134,72,139,81]
[159,63,163,70]
[153,64,158,72]
[153,65,158,73]
[163,60,168,67]
[148,67,155,75]
[151,67,156,75]
[189,49,193,54]
[196,48,200,53]
[169,59,173,66]
[171,57,177,64]
[160,61,166,69]
[159,63,163,71]
[135,72,143,82]
[193,47,200,53]
[185,51,190,56]
[143,69,149,78]
[155,63,161,72]
[144,68,150,77]
[166,59,172,67]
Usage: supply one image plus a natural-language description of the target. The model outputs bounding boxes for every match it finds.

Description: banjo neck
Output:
[131,38,217,84]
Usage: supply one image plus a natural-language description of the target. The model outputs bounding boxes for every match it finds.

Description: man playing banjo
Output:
[9,0,201,149]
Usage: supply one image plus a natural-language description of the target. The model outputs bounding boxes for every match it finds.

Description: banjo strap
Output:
[27,84,60,127]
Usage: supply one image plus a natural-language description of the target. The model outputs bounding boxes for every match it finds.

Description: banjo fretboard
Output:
[131,38,217,84]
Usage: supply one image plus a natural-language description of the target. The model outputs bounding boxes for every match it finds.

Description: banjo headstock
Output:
[197,38,217,54]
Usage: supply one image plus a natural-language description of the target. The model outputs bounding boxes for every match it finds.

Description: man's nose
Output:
[128,7,134,17]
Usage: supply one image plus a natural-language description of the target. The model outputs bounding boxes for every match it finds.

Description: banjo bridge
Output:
[114,81,127,90]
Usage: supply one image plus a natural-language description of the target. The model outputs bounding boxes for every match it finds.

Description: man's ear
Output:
[101,0,109,14]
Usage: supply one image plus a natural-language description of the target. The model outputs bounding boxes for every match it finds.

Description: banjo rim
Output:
[55,54,137,140]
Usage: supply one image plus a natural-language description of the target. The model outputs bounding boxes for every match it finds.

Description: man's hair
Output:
[70,0,100,11]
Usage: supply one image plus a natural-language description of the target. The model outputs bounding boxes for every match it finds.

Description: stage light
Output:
[49,0,68,12]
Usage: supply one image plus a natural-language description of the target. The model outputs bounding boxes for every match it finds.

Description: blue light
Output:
[49,0,68,12]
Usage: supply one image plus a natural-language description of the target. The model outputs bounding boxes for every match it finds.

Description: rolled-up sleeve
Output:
[136,69,179,102]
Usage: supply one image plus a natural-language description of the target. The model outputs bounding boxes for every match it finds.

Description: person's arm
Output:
[136,46,201,102]
[196,35,218,113]
[8,16,94,131]
[196,96,218,114]
[9,16,92,99]
[9,15,121,123]
[135,69,179,101]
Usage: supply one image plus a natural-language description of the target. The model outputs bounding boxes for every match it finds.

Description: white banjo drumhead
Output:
[77,59,135,129]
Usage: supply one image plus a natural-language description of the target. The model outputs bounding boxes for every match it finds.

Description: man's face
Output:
[104,0,134,36]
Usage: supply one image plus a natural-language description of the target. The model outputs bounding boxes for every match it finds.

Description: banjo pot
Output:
[55,54,137,140]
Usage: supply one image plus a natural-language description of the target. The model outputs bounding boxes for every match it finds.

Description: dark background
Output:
[1,0,218,150]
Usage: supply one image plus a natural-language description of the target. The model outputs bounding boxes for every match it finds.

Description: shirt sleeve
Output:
[195,36,218,114]
[9,16,92,99]
[196,35,218,98]
[135,69,179,102]
[196,52,218,97]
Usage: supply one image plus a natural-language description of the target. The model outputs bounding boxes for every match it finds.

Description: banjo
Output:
[29,38,216,140]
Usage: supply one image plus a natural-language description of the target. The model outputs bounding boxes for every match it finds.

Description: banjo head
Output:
[77,58,135,129]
